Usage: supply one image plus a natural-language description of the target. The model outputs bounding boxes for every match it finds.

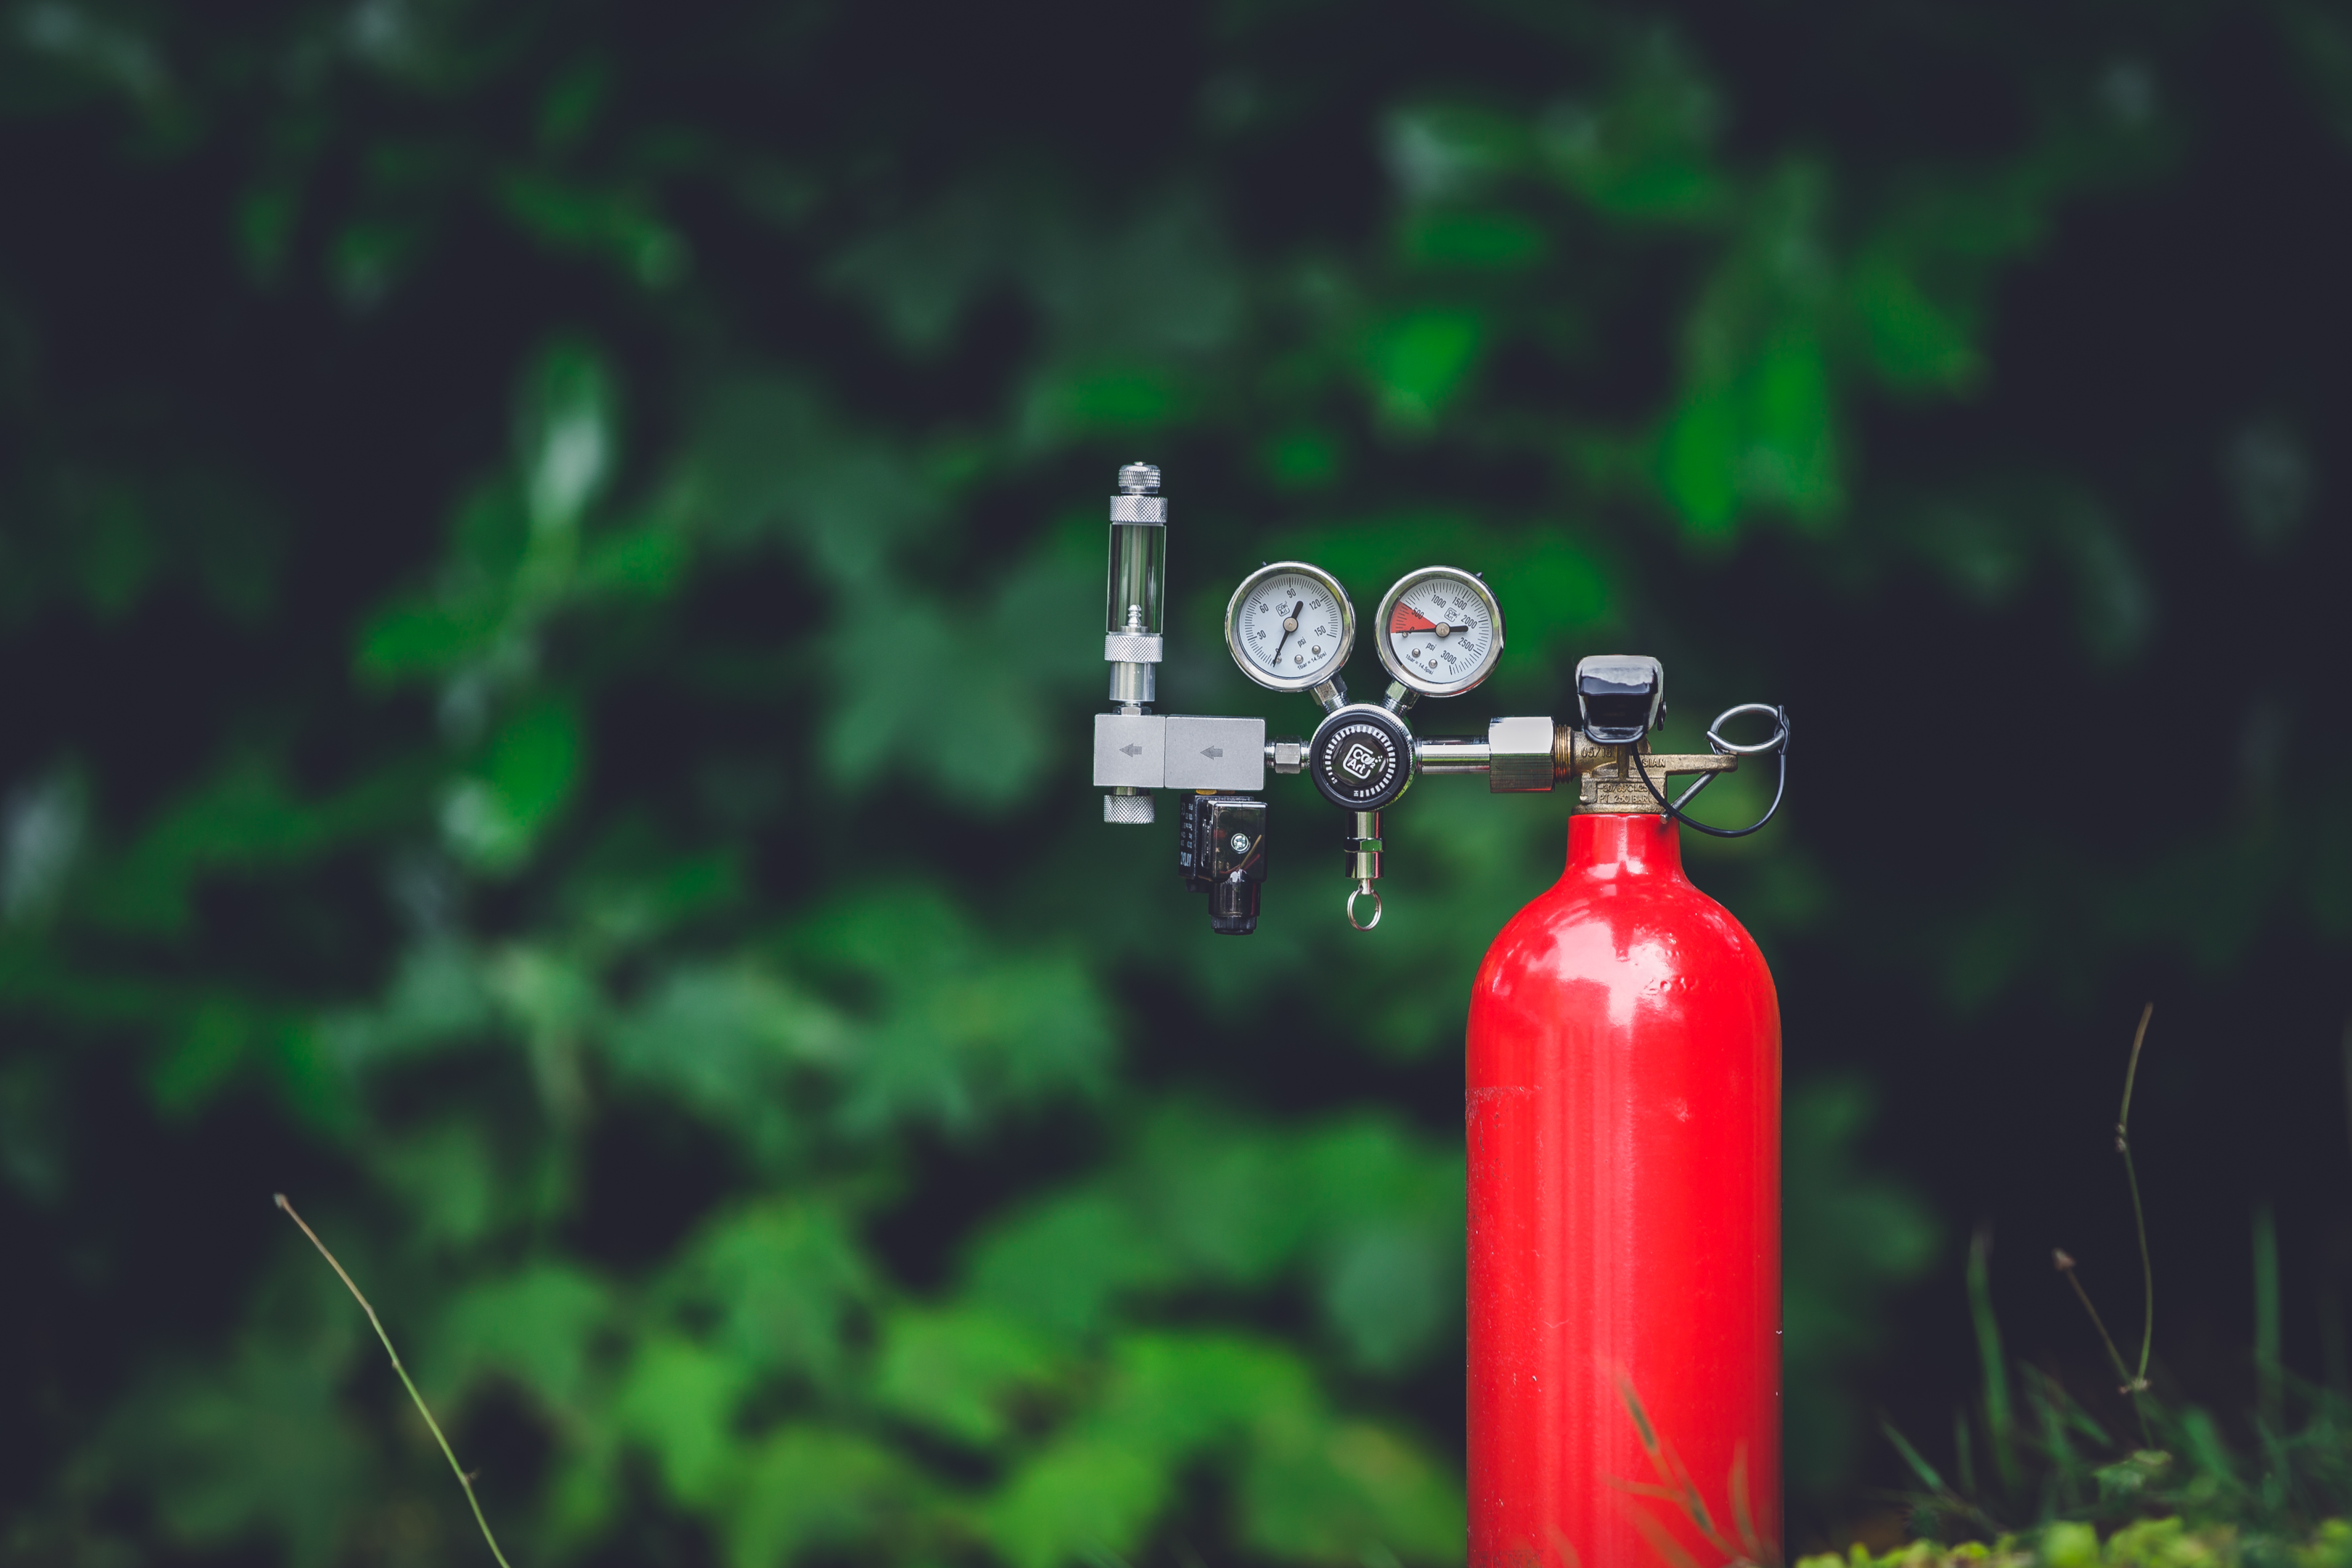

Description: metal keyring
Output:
[1706,703,1791,756]
[1346,884,1383,931]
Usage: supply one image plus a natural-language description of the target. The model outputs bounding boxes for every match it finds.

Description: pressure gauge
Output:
[1225,561,1355,693]
[1374,565,1504,698]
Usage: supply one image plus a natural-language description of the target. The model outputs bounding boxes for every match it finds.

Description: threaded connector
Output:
[1117,462,1161,495]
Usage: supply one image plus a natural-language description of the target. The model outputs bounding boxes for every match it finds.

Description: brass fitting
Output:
[1551,723,1739,814]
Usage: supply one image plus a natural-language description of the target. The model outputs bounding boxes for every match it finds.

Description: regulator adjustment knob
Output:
[1306,704,1414,812]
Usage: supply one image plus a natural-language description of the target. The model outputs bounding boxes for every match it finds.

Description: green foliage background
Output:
[3,2,2348,1564]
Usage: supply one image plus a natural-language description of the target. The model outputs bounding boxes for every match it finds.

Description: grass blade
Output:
[2255,1201,2283,1433]
[2117,1003,2155,1391]
[1968,1226,2018,1493]
[1879,1416,1946,1493]
[1952,1408,1977,1498]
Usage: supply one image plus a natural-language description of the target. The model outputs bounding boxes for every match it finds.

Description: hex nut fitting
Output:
[1487,716,1556,793]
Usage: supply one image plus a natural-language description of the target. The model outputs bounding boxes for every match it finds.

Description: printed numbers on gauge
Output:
[1222,561,1356,693]
[1241,579,1330,674]
[1374,566,1505,697]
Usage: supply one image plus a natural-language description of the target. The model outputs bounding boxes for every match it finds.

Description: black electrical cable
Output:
[1626,707,1790,839]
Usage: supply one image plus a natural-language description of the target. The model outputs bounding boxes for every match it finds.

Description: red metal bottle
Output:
[1466,811,1781,1567]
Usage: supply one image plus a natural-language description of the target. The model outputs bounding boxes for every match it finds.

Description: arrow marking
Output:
[1119,743,1143,757]
[1201,746,1223,759]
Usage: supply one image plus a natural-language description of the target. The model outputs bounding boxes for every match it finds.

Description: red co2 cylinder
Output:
[1466,811,1781,1567]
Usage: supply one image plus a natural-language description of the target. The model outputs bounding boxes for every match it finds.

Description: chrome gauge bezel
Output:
[1223,560,1357,693]
[1373,565,1506,697]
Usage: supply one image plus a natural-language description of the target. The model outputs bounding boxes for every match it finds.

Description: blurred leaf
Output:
[796,887,1116,1136]
[79,756,420,935]
[1662,163,1840,537]
[1385,106,1524,203]
[615,1334,751,1508]
[671,376,945,577]
[983,1433,1168,1568]
[319,939,497,1067]
[430,1261,614,1418]
[1537,30,1724,220]
[984,1334,1313,1568]
[722,1426,916,1568]
[442,698,584,871]
[875,1304,1063,1447]
[106,1262,367,1568]
[1241,1414,1466,1566]
[663,1198,872,1381]
[497,168,688,287]
[517,337,618,539]
[819,532,1098,807]
[370,1119,500,1250]
[1096,1331,1299,1453]
[1130,1105,1305,1285]
[1291,1119,1461,1371]
[1851,249,1983,391]
[1401,208,1548,271]
[967,1185,1180,1338]
[1,764,86,926]
[123,1339,371,1568]
[1482,533,1615,666]
[0,1054,65,1203]
[1366,308,1485,428]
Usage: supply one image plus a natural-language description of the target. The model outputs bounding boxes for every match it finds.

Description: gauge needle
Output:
[1269,600,1304,664]
[1389,603,1438,634]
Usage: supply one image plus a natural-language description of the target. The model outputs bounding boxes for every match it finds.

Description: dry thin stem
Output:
[2052,1250,2131,1389]
[275,1193,515,1568]
[2054,1248,2151,1446]
[2115,1004,2156,1390]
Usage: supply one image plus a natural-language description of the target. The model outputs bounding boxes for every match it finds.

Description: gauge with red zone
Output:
[1373,565,1504,697]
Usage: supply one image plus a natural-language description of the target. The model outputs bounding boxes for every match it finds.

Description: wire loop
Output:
[1631,703,1790,839]
[1346,883,1383,931]
[1705,703,1790,756]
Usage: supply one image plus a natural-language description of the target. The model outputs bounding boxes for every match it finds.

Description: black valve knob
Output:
[1305,705,1414,812]
[1575,654,1665,744]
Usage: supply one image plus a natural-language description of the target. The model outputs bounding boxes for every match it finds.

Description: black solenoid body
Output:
[1177,793,1269,936]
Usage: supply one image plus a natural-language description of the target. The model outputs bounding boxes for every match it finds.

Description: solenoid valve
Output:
[1178,794,1269,935]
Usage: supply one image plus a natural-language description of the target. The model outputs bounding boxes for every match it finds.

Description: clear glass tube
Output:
[1104,521,1166,636]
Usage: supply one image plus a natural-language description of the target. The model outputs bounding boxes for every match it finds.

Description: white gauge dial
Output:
[1374,565,1505,697]
[1225,561,1355,693]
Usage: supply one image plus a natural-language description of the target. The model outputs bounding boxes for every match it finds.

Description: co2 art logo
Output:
[1310,715,1407,812]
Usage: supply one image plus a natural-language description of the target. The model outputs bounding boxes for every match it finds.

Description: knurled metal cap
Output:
[1111,461,1167,523]
[1103,791,1156,824]
[1103,632,1164,663]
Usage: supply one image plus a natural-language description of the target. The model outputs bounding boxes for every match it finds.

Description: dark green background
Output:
[3,2,2348,1562]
